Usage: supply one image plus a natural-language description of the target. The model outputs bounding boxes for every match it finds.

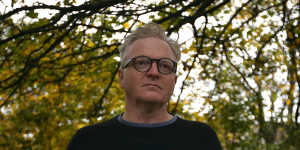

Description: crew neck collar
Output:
[117,114,177,128]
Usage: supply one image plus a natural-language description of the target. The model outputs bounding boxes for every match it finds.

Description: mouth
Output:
[143,84,162,89]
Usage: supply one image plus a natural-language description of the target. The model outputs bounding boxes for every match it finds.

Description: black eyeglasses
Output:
[121,56,177,74]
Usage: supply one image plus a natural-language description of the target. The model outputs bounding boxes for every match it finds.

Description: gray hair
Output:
[119,23,181,64]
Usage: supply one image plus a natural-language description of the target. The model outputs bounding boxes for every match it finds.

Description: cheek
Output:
[122,71,140,89]
[165,77,177,91]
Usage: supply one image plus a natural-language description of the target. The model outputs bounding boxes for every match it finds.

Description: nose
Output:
[146,62,160,76]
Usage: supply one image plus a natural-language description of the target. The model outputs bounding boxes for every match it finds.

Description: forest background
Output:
[0,0,299,149]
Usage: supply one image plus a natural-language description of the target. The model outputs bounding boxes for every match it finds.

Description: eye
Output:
[136,59,149,65]
[159,60,173,71]
[134,57,151,69]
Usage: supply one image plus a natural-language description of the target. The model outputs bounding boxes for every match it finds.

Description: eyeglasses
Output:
[121,56,177,74]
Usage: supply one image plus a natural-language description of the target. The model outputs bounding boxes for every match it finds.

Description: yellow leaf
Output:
[261,34,269,42]
[77,123,86,129]
[87,39,95,47]
[41,57,50,62]
[254,76,259,81]
[227,24,232,30]
[182,49,189,54]
[227,132,233,140]
[286,99,291,106]
[288,32,294,39]
[123,22,130,29]
[24,45,34,55]
[276,55,282,61]
[55,53,60,58]
[110,45,117,51]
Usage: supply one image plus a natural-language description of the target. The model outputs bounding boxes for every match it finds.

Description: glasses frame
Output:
[121,56,177,74]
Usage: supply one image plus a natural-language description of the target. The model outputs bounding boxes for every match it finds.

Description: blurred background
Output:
[0,0,299,149]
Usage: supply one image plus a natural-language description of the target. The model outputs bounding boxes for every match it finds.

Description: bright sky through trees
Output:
[0,0,299,149]
[0,0,298,122]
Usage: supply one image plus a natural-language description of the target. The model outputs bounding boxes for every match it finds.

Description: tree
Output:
[0,0,299,149]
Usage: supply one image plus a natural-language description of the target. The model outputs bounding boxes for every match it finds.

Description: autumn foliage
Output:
[0,0,299,149]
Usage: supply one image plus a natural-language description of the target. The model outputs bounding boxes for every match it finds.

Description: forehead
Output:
[125,37,175,60]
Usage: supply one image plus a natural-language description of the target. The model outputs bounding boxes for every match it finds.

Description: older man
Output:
[67,23,222,150]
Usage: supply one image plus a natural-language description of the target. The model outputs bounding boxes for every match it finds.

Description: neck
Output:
[123,100,173,124]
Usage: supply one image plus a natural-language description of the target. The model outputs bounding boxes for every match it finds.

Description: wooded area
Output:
[0,0,299,149]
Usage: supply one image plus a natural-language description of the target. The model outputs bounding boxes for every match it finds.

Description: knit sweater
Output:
[67,115,222,150]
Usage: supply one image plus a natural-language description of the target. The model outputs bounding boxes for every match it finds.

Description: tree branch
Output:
[88,63,120,118]
[171,17,208,115]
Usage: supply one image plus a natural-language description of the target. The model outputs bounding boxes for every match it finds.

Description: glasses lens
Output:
[133,57,151,72]
[158,59,174,74]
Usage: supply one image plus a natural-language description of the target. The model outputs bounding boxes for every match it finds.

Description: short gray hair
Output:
[119,23,181,64]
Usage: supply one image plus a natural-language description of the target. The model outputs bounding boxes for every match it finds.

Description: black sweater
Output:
[67,115,222,150]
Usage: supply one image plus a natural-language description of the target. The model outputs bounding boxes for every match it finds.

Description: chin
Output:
[139,94,166,104]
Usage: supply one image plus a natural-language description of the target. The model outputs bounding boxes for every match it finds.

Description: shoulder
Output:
[176,117,214,130]
[175,117,222,150]
[176,117,217,135]
[67,116,119,150]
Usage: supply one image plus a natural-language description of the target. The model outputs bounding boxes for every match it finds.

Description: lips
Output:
[142,83,162,89]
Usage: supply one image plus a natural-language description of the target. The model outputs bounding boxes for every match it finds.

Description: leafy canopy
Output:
[0,0,299,149]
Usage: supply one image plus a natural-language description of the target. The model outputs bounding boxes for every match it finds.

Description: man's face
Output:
[119,37,177,104]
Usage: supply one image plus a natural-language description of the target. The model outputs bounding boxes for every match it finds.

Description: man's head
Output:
[119,23,181,63]
[119,23,181,105]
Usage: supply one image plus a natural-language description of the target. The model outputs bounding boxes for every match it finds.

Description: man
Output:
[67,23,222,150]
